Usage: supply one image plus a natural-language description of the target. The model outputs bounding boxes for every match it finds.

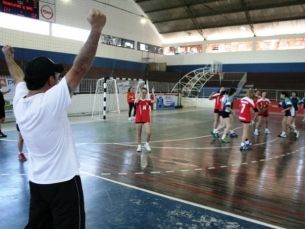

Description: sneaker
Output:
[221,138,230,143]
[254,129,259,136]
[136,145,142,152]
[18,153,27,161]
[144,142,151,152]
[278,133,287,138]
[295,130,300,138]
[264,129,271,134]
[210,131,219,139]
[0,132,7,138]
[128,117,132,121]
[229,132,238,138]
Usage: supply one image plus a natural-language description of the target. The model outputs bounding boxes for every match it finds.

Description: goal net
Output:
[91,78,120,119]
[91,78,149,119]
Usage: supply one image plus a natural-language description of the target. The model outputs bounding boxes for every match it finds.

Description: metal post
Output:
[103,78,107,120]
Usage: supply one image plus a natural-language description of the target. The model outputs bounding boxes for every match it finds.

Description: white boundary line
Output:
[115,137,279,150]
[80,170,283,229]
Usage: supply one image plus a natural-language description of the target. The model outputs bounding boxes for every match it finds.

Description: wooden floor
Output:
[1,108,305,228]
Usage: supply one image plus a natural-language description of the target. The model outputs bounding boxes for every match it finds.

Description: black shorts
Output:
[222,111,231,118]
[284,110,295,117]
[254,108,258,113]
[240,120,251,124]
[26,176,85,229]
[0,106,5,119]
[214,109,220,114]
[258,113,269,117]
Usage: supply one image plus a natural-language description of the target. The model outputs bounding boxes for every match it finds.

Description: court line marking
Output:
[77,146,304,177]
[80,170,283,229]
[110,126,244,144]
[115,137,279,150]
[0,126,242,144]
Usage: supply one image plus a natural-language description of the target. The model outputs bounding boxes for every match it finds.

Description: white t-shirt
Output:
[13,78,79,184]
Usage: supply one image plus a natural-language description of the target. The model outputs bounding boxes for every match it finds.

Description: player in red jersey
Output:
[254,91,271,136]
[209,87,225,136]
[239,89,255,151]
[135,87,155,152]
[252,90,261,125]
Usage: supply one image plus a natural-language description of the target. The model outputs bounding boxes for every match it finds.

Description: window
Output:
[256,38,305,50]
[137,42,163,54]
[206,41,252,53]
[101,34,135,49]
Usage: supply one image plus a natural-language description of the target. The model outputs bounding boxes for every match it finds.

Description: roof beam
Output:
[152,0,305,24]
[182,0,204,38]
[158,16,305,34]
[134,0,153,3]
[144,0,223,13]
[240,0,256,36]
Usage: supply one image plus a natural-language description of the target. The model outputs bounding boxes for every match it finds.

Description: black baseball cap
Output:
[25,57,64,90]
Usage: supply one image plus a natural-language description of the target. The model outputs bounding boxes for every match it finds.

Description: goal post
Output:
[91,77,147,120]
[91,77,120,120]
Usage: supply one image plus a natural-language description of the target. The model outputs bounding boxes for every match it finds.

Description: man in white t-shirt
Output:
[2,9,106,229]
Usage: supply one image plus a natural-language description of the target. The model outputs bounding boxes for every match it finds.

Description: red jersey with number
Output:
[256,98,271,115]
[211,93,222,110]
[135,99,152,123]
[239,97,255,123]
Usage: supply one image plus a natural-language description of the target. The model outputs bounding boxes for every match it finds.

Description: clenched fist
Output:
[87,9,106,32]
[2,45,14,59]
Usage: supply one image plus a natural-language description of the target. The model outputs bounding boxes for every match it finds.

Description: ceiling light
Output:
[61,0,71,4]
[140,16,147,24]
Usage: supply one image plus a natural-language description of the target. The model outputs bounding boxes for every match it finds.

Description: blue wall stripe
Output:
[167,63,305,73]
[0,47,146,71]
[1,47,305,73]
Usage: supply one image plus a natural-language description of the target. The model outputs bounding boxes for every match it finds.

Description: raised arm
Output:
[65,9,106,93]
[151,87,156,103]
[2,46,24,84]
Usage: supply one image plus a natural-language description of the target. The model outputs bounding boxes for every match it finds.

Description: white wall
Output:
[68,95,214,116]
[181,98,214,108]
[55,0,161,46]
[0,0,162,63]
[161,49,305,65]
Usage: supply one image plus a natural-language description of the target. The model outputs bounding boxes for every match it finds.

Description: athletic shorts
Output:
[258,112,268,117]
[221,111,231,118]
[135,122,149,124]
[239,119,251,124]
[214,109,220,114]
[0,107,5,119]
[254,108,258,112]
[284,110,295,117]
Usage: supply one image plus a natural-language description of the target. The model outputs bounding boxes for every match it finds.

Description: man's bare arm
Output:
[2,46,24,84]
[65,9,106,93]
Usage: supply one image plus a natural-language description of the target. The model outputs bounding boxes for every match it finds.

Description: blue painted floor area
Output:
[0,173,271,229]
[83,175,270,229]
